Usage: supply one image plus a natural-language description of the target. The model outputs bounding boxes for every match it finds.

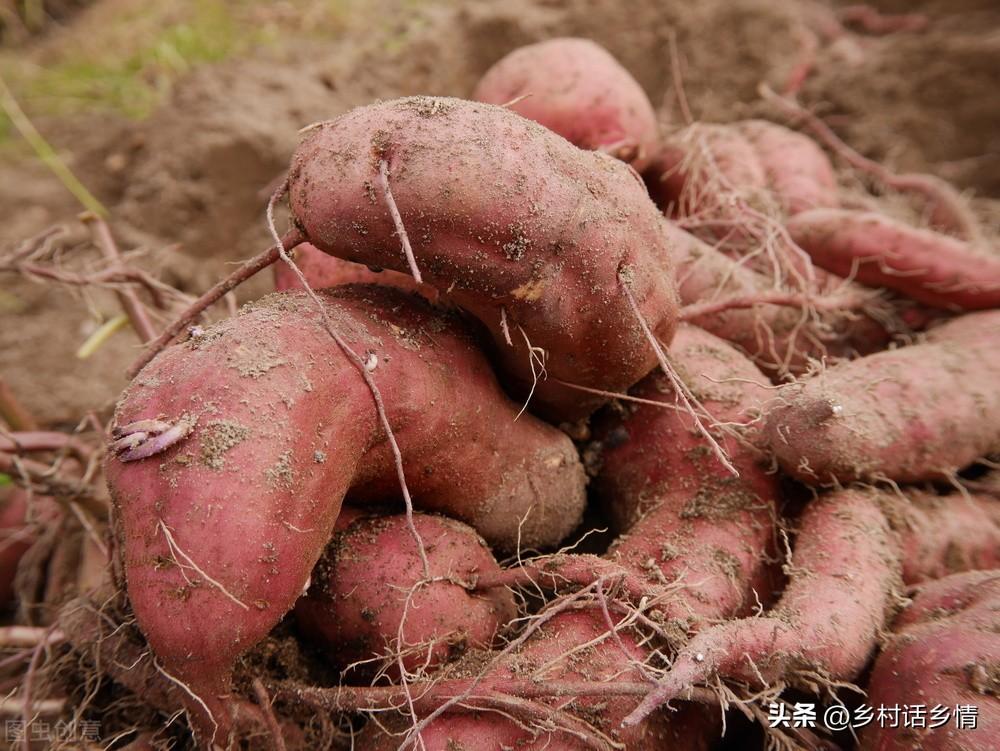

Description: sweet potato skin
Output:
[590,324,779,623]
[877,488,1000,584]
[473,38,659,169]
[669,222,890,375]
[787,208,1000,310]
[765,310,1000,484]
[106,286,585,741]
[737,120,838,215]
[627,488,901,723]
[358,611,713,751]
[645,123,766,218]
[295,513,515,674]
[861,570,1000,751]
[273,242,431,297]
[287,96,679,420]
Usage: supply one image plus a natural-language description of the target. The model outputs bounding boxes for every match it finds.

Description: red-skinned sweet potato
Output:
[273,242,433,298]
[787,208,1000,310]
[105,285,586,744]
[593,325,779,623]
[353,326,776,750]
[286,96,679,420]
[646,123,766,219]
[625,487,901,726]
[669,221,892,376]
[765,310,1000,484]
[736,119,839,215]
[295,512,515,675]
[473,38,660,169]
[861,570,1000,750]
[358,610,714,751]
[878,488,1000,584]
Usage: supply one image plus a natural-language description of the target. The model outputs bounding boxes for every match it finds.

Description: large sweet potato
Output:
[287,96,679,420]
[787,208,1000,310]
[765,310,1000,484]
[625,488,901,726]
[105,285,586,743]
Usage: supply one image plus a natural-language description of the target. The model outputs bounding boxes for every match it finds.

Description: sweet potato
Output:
[669,221,891,375]
[273,242,431,297]
[624,488,901,726]
[358,611,713,751]
[736,119,839,215]
[295,512,516,674]
[765,310,1000,484]
[594,326,779,622]
[473,38,660,169]
[645,123,766,219]
[787,208,1000,310]
[861,570,1000,750]
[877,488,1000,584]
[473,325,779,623]
[105,285,586,743]
[354,327,776,750]
[286,95,679,420]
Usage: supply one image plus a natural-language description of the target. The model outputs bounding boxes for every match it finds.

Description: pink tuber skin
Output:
[861,570,1000,751]
[646,120,839,220]
[645,123,767,220]
[787,208,1000,310]
[354,326,776,749]
[473,38,660,169]
[474,325,780,623]
[591,324,779,621]
[273,242,436,301]
[668,221,893,377]
[736,119,839,215]
[878,488,1000,584]
[359,611,715,751]
[625,488,901,727]
[765,310,1000,484]
[105,286,586,745]
[286,96,679,421]
[295,512,516,675]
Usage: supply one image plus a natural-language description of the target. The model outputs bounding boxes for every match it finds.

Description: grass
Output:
[0,0,350,143]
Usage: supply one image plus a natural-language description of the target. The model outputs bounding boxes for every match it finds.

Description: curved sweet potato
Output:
[862,570,1000,750]
[588,325,778,628]
[765,310,1000,484]
[105,285,586,743]
[787,208,1000,310]
[295,512,516,674]
[287,96,679,420]
[645,123,766,218]
[473,38,660,169]
[625,488,901,726]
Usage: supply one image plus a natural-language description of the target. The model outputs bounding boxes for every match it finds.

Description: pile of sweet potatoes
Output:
[3,33,999,751]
